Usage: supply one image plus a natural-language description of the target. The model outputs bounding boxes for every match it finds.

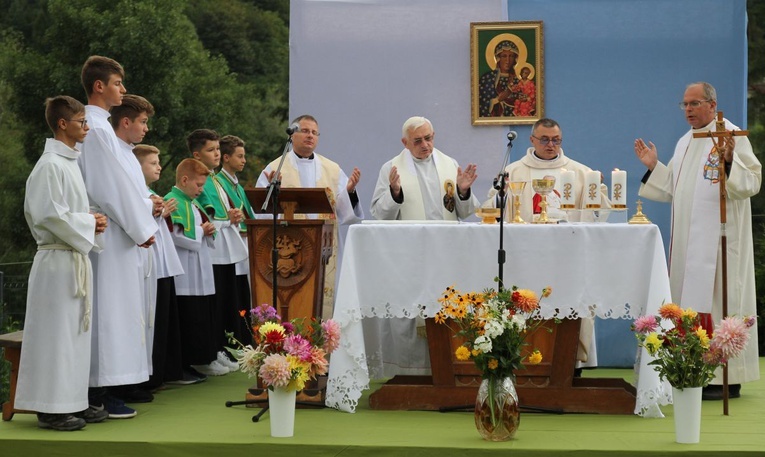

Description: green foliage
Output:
[748,0,765,356]
[0,0,289,196]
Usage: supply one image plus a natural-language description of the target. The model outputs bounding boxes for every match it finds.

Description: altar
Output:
[325,222,673,416]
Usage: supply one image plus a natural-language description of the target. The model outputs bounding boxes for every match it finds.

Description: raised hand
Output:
[457,163,478,195]
[347,167,361,193]
[634,138,658,170]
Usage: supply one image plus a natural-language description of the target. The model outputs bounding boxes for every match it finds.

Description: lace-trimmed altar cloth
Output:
[325,222,673,417]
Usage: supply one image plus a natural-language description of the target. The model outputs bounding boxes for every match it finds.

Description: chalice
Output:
[508,181,527,224]
[531,178,556,224]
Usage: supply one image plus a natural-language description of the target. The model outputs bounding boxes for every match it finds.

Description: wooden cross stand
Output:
[692,111,748,416]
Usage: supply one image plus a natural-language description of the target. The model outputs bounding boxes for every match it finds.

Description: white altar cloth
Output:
[326,222,673,416]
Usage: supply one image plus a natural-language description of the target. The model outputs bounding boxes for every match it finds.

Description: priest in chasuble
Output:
[635,81,761,398]
[256,115,364,318]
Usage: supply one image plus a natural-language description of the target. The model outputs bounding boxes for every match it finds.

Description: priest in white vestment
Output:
[483,118,610,223]
[482,118,608,370]
[368,116,480,377]
[256,115,364,319]
[635,81,761,398]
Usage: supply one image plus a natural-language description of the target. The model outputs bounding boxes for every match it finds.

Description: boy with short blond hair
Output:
[131,144,188,388]
[16,96,108,430]
[165,158,218,377]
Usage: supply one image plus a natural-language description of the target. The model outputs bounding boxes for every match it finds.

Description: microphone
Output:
[286,123,300,135]
[507,131,517,141]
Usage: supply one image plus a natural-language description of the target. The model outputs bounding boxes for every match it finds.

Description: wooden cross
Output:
[691,111,749,416]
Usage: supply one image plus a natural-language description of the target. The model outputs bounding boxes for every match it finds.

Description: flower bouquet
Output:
[632,303,754,389]
[435,284,551,441]
[632,303,754,443]
[226,303,341,391]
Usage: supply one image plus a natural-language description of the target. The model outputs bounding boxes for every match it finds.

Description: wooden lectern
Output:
[241,187,335,407]
[245,187,335,321]
[369,318,638,414]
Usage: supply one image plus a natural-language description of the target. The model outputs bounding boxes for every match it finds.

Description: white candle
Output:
[559,169,575,209]
[584,171,601,209]
[611,168,627,208]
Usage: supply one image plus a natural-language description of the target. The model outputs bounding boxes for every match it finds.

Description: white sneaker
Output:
[217,351,240,372]
[191,361,228,376]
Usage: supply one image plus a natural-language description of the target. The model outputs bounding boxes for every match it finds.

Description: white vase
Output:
[268,386,297,437]
[671,386,702,444]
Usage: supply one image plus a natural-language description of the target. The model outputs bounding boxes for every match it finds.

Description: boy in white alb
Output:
[16,96,108,431]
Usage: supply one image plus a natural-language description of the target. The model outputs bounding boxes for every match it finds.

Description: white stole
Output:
[392,148,458,220]
[671,122,727,313]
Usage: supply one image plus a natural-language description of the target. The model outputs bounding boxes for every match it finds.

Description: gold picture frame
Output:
[471,21,544,125]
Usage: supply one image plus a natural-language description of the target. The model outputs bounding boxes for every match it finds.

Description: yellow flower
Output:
[682,307,698,319]
[542,287,552,298]
[527,350,543,364]
[487,359,499,370]
[695,327,710,348]
[434,311,446,324]
[259,321,285,337]
[471,348,481,357]
[644,332,663,355]
[455,346,471,361]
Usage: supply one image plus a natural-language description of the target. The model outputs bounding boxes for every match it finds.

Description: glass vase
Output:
[474,376,520,441]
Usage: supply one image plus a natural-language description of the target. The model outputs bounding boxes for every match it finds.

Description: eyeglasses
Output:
[411,135,434,146]
[69,118,88,127]
[531,135,562,146]
[298,128,320,136]
[678,100,710,109]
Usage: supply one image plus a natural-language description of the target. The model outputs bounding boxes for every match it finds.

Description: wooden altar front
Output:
[368,318,637,414]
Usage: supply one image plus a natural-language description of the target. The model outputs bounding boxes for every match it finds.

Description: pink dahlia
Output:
[259,354,291,388]
[284,334,313,362]
[322,319,341,353]
[633,315,659,334]
[309,346,329,377]
[711,316,751,360]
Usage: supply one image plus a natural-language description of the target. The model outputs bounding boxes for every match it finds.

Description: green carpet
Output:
[1,360,764,456]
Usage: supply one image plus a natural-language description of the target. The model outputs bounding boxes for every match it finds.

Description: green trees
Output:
[0,0,289,263]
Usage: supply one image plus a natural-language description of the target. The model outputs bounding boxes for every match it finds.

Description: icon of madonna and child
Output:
[478,37,537,119]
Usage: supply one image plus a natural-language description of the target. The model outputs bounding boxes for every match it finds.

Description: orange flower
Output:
[512,289,539,313]
[542,287,552,298]
[487,358,499,370]
[239,309,247,317]
[658,303,683,320]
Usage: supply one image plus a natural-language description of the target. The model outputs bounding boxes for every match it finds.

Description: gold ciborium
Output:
[476,207,501,224]
[531,178,556,224]
[508,181,527,224]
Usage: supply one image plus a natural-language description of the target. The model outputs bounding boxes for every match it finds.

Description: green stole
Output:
[196,174,229,220]
[165,186,208,239]
[216,170,255,232]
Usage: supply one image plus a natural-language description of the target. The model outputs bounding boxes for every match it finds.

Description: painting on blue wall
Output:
[471,21,544,126]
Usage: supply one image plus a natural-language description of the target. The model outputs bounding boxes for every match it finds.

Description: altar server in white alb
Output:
[16,96,108,431]
[256,115,364,317]
[634,81,761,399]
[77,56,157,418]
[371,116,479,221]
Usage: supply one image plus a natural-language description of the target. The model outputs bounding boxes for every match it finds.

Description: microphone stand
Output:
[261,133,294,307]
[227,131,298,421]
[492,132,514,292]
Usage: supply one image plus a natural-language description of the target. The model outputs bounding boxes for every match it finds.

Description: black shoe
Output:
[37,413,86,431]
[75,405,109,423]
[573,368,583,378]
[702,384,741,400]
[115,388,154,403]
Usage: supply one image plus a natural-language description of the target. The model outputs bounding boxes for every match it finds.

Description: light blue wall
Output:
[498,0,747,366]
[290,0,748,367]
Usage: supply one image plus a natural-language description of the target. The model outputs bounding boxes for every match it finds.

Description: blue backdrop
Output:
[289,0,748,366]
